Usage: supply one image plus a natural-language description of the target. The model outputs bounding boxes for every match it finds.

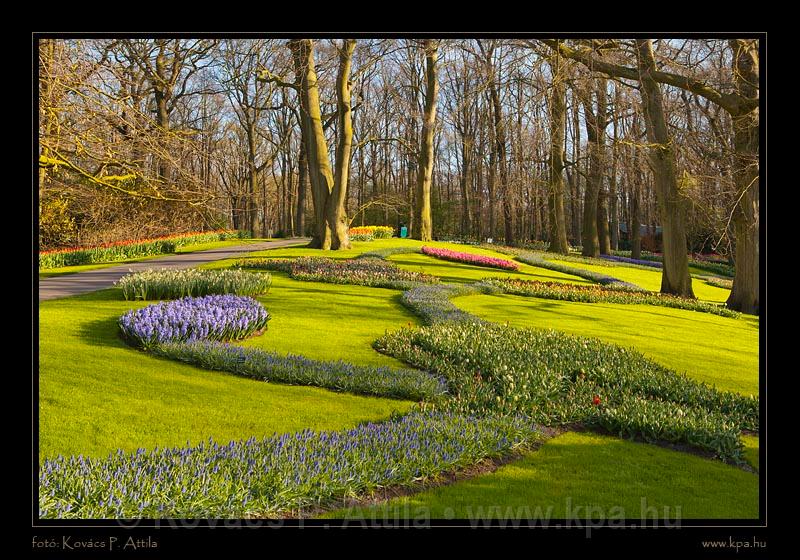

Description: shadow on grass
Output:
[79,315,130,349]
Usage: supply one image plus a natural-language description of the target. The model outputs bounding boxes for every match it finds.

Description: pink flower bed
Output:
[421,246,519,271]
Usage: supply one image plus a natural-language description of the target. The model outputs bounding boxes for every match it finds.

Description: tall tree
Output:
[543,38,759,309]
[635,40,694,297]
[274,39,354,249]
[329,39,357,249]
[579,77,608,257]
[545,54,569,254]
[413,39,439,241]
[726,39,759,314]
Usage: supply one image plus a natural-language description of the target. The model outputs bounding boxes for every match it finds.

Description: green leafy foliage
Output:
[374,322,756,461]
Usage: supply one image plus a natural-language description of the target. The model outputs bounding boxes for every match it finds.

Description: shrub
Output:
[154,341,447,401]
[118,295,270,348]
[39,230,246,269]
[39,412,546,518]
[482,278,739,318]
[374,322,756,461]
[39,196,78,249]
[421,246,520,271]
[117,268,272,300]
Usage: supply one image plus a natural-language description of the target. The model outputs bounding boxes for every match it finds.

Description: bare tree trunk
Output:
[246,120,258,237]
[459,135,473,238]
[569,92,582,243]
[290,39,332,249]
[546,57,569,254]
[631,182,642,260]
[635,39,694,297]
[413,40,439,242]
[597,186,612,255]
[488,80,514,245]
[329,39,356,250]
[726,39,759,314]
[580,79,607,257]
[295,137,307,236]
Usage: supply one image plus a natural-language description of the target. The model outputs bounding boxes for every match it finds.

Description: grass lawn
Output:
[38,287,413,460]
[326,431,759,520]
[453,293,758,395]
[38,237,760,519]
[240,274,417,368]
[547,259,731,303]
[38,238,275,279]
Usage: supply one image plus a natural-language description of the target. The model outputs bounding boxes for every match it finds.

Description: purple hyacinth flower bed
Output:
[38,412,545,518]
[421,246,520,271]
[118,295,270,348]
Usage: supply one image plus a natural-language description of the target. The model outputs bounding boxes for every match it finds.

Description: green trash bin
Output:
[400,226,408,238]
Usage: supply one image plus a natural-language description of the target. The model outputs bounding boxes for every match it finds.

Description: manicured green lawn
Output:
[547,259,731,303]
[326,431,758,520]
[38,238,275,279]
[241,274,417,368]
[742,435,760,471]
[454,293,758,395]
[38,288,413,460]
[38,237,759,520]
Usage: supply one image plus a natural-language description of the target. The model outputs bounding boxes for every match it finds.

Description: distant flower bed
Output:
[375,322,757,462]
[421,246,519,271]
[349,225,394,239]
[601,254,662,269]
[117,268,272,300]
[482,278,739,318]
[39,412,545,518]
[484,245,643,290]
[118,295,270,348]
[39,230,248,269]
[698,275,734,290]
[237,257,438,290]
[611,250,734,278]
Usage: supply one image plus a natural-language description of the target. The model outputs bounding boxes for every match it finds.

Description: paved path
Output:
[38,238,310,301]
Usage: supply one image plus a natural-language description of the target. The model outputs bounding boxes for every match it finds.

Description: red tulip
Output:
[593,395,601,406]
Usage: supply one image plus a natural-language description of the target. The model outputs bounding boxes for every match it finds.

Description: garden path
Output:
[38,238,310,301]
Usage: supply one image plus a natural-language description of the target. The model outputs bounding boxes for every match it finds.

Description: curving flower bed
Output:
[39,412,545,518]
[481,278,739,318]
[421,246,519,271]
[237,256,438,290]
[374,322,757,462]
[118,295,270,348]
